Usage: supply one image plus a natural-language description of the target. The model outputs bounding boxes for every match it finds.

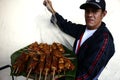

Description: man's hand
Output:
[43,0,56,14]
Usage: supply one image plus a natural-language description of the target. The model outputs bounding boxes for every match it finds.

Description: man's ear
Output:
[103,10,107,17]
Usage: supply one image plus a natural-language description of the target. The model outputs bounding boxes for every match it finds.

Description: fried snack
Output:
[43,54,52,75]
[51,42,58,50]
[28,42,40,51]
[53,49,63,58]
[12,52,29,74]
[26,53,40,73]
[34,54,46,74]
[51,56,58,72]
[64,57,75,70]
[12,42,75,80]
[58,57,65,72]
[40,43,51,54]
[56,43,65,53]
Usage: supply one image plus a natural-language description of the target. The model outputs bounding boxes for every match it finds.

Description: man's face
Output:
[85,7,106,30]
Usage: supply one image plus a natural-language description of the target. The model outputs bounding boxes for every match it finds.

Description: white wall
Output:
[0,0,120,80]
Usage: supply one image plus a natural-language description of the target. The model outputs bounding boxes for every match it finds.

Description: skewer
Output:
[39,70,42,80]
[44,69,48,80]
[52,69,55,80]
[12,68,18,80]
[12,42,75,80]
[35,74,38,80]
[12,69,16,74]
[15,67,19,74]
[26,68,32,80]
[14,76,18,80]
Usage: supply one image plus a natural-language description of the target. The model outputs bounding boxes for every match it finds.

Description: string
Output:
[44,5,73,50]
[51,15,73,50]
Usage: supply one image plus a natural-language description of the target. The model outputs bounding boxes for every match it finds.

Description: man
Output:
[43,0,115,80]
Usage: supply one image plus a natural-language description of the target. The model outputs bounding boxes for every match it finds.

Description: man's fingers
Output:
[43,1,46,6]
[43,0,50,6]
[43,0,55,14]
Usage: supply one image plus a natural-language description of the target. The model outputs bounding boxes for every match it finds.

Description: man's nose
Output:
[87,11,94,17]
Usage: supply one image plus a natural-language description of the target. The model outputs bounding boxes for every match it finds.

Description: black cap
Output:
[80,0,106,10]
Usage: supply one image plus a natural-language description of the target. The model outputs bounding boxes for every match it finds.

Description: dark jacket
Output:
[51,13,115,80]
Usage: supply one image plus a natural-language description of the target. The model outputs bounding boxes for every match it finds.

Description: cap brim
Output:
[80,3,101,9]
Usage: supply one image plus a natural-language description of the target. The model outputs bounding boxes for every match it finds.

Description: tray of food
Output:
[10,42,77,80]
